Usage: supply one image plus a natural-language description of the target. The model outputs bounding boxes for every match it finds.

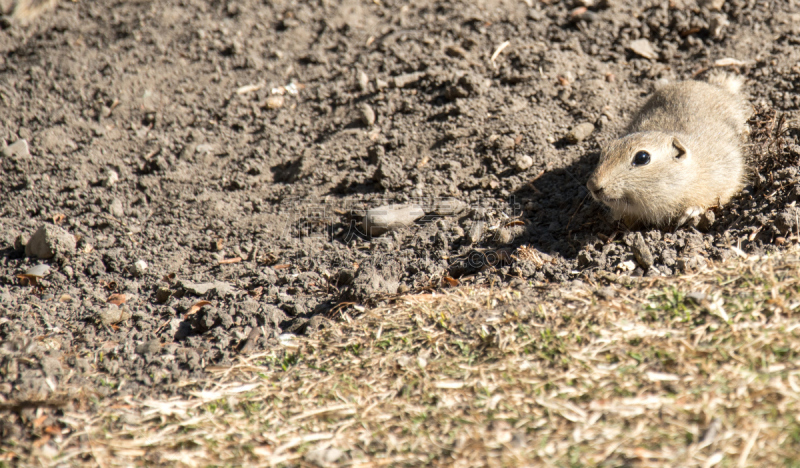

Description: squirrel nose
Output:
[586,179,603,198]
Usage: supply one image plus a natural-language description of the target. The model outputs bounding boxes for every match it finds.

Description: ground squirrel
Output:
[586,75,751,227]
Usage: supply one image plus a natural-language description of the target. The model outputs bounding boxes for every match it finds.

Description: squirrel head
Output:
[586,131,692,225]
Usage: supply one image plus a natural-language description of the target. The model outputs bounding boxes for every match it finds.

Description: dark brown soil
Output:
[2,0,800,458]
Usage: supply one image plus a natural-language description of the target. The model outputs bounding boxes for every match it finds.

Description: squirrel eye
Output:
[632,150,651,166]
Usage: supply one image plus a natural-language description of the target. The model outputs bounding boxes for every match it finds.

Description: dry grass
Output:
[8,247,800,467]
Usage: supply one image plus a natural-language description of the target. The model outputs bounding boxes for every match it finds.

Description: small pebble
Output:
[98,305,132,326]
[108,198,125,218]
[25,264,50,278]
[430,198,467,216]
[131,259,148,277]
[566,122,595,143]
[266,95,284,109]
[359,104,376,127]
[357,71,369,91]
[135,339,161,355]
[393,71,426,88]
[629,39,658,60]
[363,204,425,237]
[515,155,534,171]
[104,170,119,188]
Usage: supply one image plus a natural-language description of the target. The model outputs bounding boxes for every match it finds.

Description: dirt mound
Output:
[2,0,800,458]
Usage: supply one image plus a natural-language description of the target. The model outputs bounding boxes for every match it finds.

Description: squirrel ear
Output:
[672,137,687,159]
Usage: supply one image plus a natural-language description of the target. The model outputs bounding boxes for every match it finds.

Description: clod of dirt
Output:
[697,211,716,231]
[97,305,132,326]
[25,224,76,259]
[155,287,173,303]
[191,305,233,333]
[630,232,654,269]
[775,206,800,235]
[341,256,402,304]
[362,204,424,237]
[2,139,29,159]
[628,39,658,60]
[108,199,125,218]
[135,339,161,356]
[566,122,595,143]
[178,279,235,297]
[13,233,29,252]
[103,170,119,188]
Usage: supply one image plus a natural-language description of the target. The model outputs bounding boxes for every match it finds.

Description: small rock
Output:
[177,279,235,297]
[375,78,389,90]
[393,71,426,88]
[709,14,729,38]
[196,144,215,154]
[430,198,467,216]
[357,70,369,91]
[495,136,516,151]
[631,232,654,269]
[566,122,595,143]
[63,265,74,277]
[104,170,119,188]
[108,198,125,218]
[363,204,425,237]
[266,95,284,109]
[2,139,30,158]
[25,224,77,259]
[359,104,376,127]
[98,305,132,326]
[467,221,484,244]
[629,39,658,60]
[25,264,50,278]
[515,155,534,171]
[135,339,161,356]
[131,260,148,277]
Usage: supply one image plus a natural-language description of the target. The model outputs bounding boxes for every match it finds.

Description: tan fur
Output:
[2,0,58,22]
[586,76,751,226]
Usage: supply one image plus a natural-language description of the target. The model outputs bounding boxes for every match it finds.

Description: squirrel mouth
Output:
[597,194,629,211]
